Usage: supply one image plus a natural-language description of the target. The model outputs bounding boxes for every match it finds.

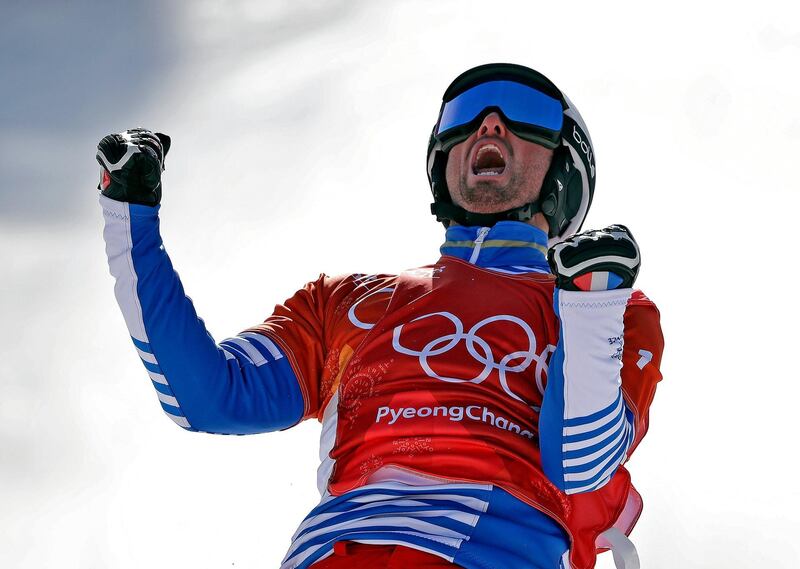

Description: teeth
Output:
[473,143,506,176]
[476,144,502,160]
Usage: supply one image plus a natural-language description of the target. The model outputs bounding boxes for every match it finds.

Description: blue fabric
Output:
[455,487,570,569]
[437,80,563,136]
[159,400,184,417]
[141,360,162,374]
[607,272,624,290]
[125,203,305,434]
[304,484,493,517]
[284,484,568,569]
[563,434,627,475]
[562,408,625,444]
[131,336,152,353]
[441,221,551,272]
[151,381,175,397]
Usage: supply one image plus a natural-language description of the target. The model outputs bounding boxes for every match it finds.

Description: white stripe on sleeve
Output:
[240,332,284,360]
[222,337,267,366]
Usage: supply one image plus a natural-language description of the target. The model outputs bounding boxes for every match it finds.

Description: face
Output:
[445,112,554,227]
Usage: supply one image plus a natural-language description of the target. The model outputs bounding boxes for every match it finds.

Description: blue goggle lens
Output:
[436,80,563,139]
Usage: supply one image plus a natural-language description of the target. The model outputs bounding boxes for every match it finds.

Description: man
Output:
[97,63,664,569]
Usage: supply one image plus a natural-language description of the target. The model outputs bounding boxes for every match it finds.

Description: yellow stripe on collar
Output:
[442,239,548,255]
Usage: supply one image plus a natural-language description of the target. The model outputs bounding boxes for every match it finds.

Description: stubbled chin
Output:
[457,186,518,213]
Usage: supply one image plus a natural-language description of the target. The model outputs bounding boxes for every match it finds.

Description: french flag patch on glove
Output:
[573,271,625,291]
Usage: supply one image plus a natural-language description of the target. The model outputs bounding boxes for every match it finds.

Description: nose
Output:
[477,112,507,138]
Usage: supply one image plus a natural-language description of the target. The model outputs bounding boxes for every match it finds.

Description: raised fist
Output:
[547,225,640,291]
[96,128,171,206]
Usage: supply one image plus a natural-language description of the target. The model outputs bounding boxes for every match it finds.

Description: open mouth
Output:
[472,143,506,176]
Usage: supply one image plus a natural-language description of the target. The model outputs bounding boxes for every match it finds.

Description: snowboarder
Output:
[96,63,664,569]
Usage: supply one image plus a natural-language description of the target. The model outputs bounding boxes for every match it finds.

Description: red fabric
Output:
[251,272,395,420]
[620,290,665,455]
[251,259,664,569]
[312,542,461,568]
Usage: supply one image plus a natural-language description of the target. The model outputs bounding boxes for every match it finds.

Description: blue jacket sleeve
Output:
[100,194,305,434]
[539,288,637,494]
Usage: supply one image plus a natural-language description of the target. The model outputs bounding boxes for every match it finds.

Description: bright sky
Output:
[2,1,799,568]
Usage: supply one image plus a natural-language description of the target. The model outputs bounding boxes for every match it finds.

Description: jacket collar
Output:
[440,221,550,272]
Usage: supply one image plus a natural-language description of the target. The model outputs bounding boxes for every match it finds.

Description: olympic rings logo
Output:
[392,311,555,404]
[347,286,395,330]
[347,269,442,331]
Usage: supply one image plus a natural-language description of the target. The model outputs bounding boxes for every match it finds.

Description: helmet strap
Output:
[430,199,542,227]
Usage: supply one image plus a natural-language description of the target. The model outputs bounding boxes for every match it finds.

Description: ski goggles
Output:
[434,80,564,148]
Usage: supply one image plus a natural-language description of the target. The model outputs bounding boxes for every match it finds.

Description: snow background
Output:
[2,1,799,567]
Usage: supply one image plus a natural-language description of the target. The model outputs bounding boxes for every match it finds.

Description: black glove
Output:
[547,225,640,291]
[96,128,171,206]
